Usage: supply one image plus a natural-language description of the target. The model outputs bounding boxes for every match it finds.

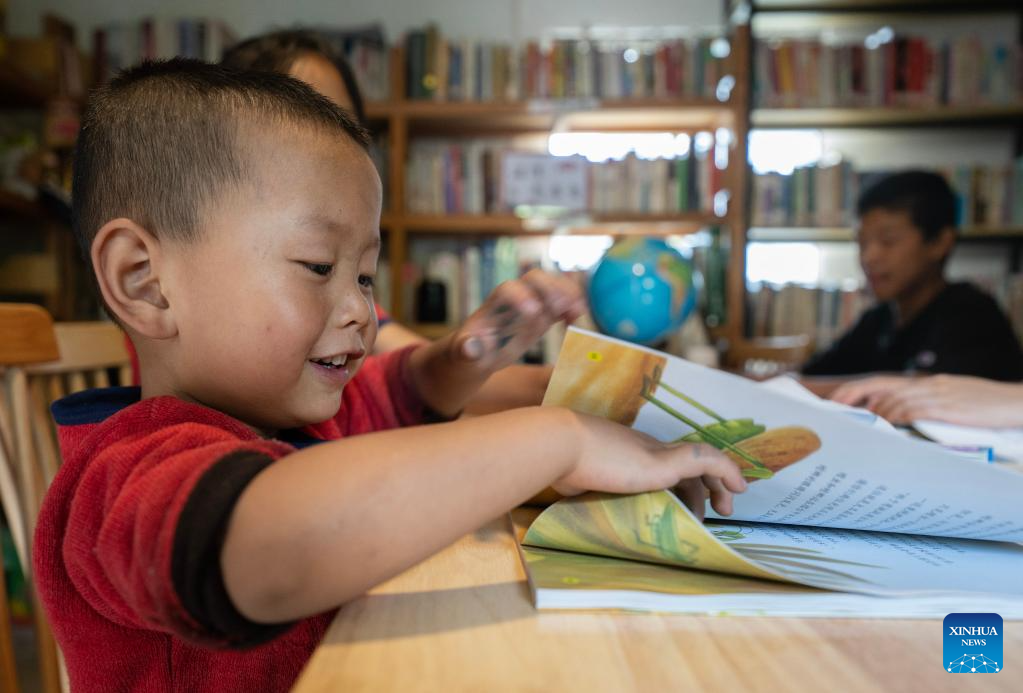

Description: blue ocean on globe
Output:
[588,237,697,346]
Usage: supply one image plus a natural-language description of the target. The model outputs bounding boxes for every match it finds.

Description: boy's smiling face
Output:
[159,124,382,433]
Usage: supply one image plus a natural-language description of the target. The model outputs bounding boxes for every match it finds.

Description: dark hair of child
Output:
[72,58,369,276]
[856,169,958,242]
[220,29,366,124]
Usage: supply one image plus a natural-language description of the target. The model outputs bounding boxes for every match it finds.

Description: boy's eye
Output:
[358,275,375,288]
[303,262,334,277]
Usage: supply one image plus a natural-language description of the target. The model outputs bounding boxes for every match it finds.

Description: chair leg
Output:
[31,583,62,693]
[0,557,21,693]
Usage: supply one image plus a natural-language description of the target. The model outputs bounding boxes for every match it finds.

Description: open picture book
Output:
[518,328,1023,618]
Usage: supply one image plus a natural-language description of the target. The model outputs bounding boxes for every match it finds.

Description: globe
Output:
[588,237,697,346]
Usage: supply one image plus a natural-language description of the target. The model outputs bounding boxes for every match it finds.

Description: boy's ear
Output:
[91,218,177,339]
[930,227,957,264]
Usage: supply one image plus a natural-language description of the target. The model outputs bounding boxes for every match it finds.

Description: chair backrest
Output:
[22,322,132,509]
[0,304,61,693]
[725,335,814,380]
[0,304,59,579]
[0,305,130,693]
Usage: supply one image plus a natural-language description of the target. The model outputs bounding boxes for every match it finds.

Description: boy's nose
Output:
[334,288,372,329]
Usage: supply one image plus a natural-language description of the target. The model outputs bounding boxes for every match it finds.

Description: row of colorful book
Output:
[747,272,1023,351]
[752,158,1023,230]
[944,160,1023,231]
[92,18,235,81]
[751,162,858,229]
[404,25,728,102]
[754,35,1022,109]
[405,140,723,215]
[745,282,872,350]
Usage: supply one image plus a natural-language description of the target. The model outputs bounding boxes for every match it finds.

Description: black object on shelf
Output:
[415,279,447,323]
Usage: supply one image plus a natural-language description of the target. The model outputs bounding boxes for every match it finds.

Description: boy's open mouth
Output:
[310,354,349,369]
[309,350,365,370]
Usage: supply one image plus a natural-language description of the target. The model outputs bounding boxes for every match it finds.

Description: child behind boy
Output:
[34,60,746,693]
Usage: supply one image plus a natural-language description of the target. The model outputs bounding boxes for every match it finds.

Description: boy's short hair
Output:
[220,29,366,124]
[856,170,958,241]
[72,58,369,271]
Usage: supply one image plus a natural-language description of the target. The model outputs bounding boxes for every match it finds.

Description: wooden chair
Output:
[1,304,60,693]
[725,335,814,380]
[0,304,131,693]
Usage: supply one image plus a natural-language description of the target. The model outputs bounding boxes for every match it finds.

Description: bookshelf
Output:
[740,0,1023,348]
[370,24,754,348]
[0,15,90,320]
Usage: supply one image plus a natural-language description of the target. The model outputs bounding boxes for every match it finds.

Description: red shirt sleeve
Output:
[60,401,294,646]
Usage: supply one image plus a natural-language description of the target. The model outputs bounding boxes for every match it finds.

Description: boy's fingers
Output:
[520,270,583,320]
[489,281,542,318]
[674,480,707,521]
[456,334,485,361]
[832,379,878,405]
[672,444,747,493]
[703,475,734,517]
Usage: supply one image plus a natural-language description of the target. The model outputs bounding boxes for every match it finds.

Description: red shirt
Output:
[34,347,426,693]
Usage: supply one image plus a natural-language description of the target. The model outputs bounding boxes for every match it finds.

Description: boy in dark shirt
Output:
[802,170,1023,382]
[34,60,746,693]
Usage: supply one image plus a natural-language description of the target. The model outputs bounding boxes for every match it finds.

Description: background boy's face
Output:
[163,124,382,432]
[857,208,946,303]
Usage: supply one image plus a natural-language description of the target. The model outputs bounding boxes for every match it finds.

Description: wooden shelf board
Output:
[366,98,736,133]
[396,212,722,235]
[748,226,854,242]
[751,105,1023,128]
[752,0,1018,13]
[958,227,1023,241]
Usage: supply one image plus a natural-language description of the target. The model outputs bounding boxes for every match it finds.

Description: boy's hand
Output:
[829,375,912,407]
[451,269,585,372]
[551,412,747,519]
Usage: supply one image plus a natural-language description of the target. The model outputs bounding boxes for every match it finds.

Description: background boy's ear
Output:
[931,226,957,264]
[91,218,177,339]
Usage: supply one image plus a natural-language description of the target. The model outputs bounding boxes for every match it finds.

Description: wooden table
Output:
[292,512,1021,692]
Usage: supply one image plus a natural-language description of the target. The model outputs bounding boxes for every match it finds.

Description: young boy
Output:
[34,60,746,693]
[219,28,554,414]
[802,170,1023,382]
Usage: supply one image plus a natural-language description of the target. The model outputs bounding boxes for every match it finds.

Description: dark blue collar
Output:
[51,386,140,426]
[51,387,325,448]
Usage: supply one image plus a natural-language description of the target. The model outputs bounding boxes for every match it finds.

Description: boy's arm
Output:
[221,407,746,624]
[463,364,553,416]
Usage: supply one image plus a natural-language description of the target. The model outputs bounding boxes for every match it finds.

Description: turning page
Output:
[543,328,1023,542]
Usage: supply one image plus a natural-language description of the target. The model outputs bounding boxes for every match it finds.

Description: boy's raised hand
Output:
[451,269,586,372]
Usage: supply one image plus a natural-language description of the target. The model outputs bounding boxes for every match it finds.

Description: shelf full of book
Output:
[368,23,754,348]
